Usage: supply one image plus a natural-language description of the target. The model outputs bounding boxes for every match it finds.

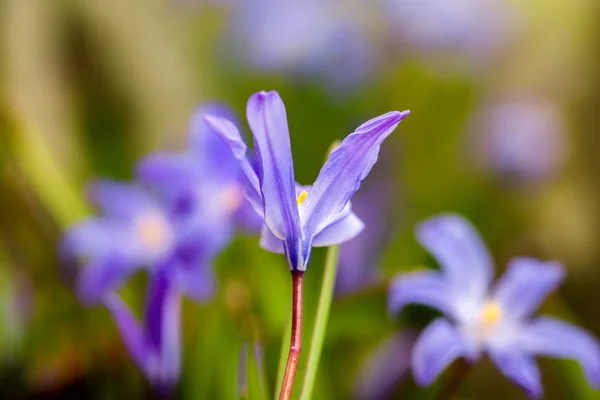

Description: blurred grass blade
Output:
[246,341,267,400]
[300,245,340,400]
[274,314,292,400]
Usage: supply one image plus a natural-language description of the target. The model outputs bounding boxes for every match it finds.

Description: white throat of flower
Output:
[135,212,173,256]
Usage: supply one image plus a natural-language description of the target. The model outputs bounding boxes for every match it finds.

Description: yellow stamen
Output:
[481,302,503,326]
[296,191,308,205]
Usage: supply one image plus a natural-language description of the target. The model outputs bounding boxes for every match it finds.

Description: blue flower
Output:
[205,90,409,271]
[471,97,566,186]
[105,268,181,394]
[389,214,600,398]
[228,0,375,90]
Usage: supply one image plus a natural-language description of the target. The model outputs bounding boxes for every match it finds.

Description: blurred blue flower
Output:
[471,97,566,186]
[205,90,409,271]
[336,173,396,295]
[228,0,375,89]
[389,214,600,398]
[382,0,515,69]
[105,268,181,393]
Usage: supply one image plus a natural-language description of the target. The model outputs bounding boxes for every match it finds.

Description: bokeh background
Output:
[1,0,600,399]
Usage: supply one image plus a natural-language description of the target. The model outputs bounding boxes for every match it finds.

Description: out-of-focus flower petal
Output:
[172,263,216,302]
[104,293,149,377]
[62,219,131,258]
[415,213,493,298]
[204,115,263,214]
[312,210,364,247]
[246,91,301,241]
[489,349,542,399]
[492,258,564,320]
[136,152,196,198]
[412,318,475,386]
[259,225,285,254]
[519,317,600,388]
[233,200,264,233]
[353,330,418,399]
[87,180,156,219]
[388,271,459,319]
[300,111,408,238]
[143,269,182,392]
[189,103,241,170]
[77,255,136,305]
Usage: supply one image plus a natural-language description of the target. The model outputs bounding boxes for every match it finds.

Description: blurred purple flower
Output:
[336,174,396,295]
[389,214,600,398]
[353,330,418,400]
[105,268,181,393]
[205,90,409,271]
[382,0,515,68]
[228,0,375,89]
[471,97,566,185]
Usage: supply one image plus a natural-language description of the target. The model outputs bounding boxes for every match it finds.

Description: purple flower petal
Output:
[415,213,493,299]
[62,218,131,258]
[104,293,149,377]
[519,317,600,388]
[77,255,137,305]
[246,91,302,243]
[136,152,196,198]
[300,111,409,238]
[489,349,542,399]
[412,318,475,386]
[143,269,182,391]
[87,180,156,220]
[492,258,565,320]
[312,210,364,247]
[388,271,459,320]
[172,262,216,301]
[259,224,284,253]
[203,115,263,215]
[189,103,241,177]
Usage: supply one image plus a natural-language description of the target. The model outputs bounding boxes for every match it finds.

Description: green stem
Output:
[299,245,340,400]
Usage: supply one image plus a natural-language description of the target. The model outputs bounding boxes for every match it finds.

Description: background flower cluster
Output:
[1,0,600,399]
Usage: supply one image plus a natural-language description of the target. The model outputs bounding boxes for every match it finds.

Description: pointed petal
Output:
[259,224,285,253]
[136,152,196,198]
[312,210,364,247]
[172,263,216,302]
[189,103,241,177]
[246,91,302,253]
[143,269,182,391]
[77,255,137,305]
[87,180,156,219]
[519,317,600,388]
[415,214,493,298]
[62,218,130,258]
[388,271,459,320]
[203,115,263,215]
[104,293,149,377]
[412,318,475,386]
[492,258,565,320]
[300,111,409,238]
[489,349,543,399]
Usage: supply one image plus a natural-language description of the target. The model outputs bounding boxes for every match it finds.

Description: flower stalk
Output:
[279,270,304,400]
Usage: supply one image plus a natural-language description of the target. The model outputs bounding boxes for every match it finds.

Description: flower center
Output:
[222,184,244,213]
[296,191,308,205]
[480,301,503,326]
[136,213,171,251]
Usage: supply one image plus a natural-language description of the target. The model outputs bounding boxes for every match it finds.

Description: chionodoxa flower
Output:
[61,104,259,392]
[389,213,600,398]
[205,90,410,271]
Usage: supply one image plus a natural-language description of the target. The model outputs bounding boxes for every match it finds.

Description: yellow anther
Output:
[296,191,308,205]
[481,302,503,326]
[137,213,169,250]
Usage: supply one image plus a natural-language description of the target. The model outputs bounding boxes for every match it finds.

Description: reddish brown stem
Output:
[279,271,304,400]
